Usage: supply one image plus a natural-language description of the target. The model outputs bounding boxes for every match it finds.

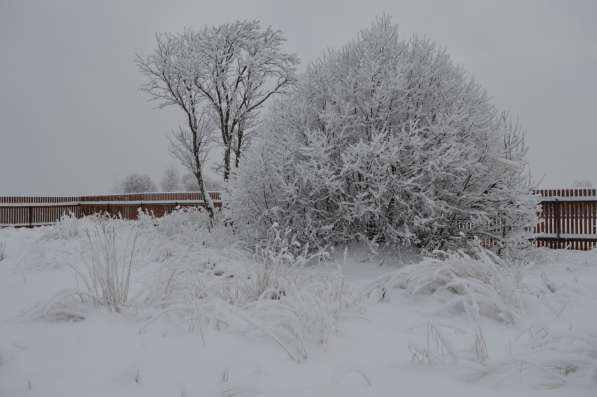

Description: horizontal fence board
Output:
[80,200,211,206]
[0,202,83,208]
[0,223,55,227]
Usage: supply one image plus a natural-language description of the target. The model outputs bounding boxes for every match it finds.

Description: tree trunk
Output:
[234,125,244,169]
[234,140,241,169]
[195,170,215,221]
[223,145,232,181]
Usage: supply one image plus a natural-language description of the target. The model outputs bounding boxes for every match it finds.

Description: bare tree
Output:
[119,174,157,193]
[160,166,181,192]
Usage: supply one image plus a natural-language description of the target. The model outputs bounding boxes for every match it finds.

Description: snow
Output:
[1,216,596,397]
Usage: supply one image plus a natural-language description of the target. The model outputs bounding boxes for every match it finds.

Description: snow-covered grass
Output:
[25,216,140,321]
[364,246,525,324]
[369,246,597,390]
[80,222,138,312]
[0,239,5,261]
[139,222,354,362]
[1,214,596,396]
[483,327,597,388]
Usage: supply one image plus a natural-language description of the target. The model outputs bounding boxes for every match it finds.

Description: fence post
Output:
[28,206,33,228]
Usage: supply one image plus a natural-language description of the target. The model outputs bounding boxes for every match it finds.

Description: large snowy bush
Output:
[231,16,536,252]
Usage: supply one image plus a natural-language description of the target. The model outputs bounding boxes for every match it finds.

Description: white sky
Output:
[1,0,596,194]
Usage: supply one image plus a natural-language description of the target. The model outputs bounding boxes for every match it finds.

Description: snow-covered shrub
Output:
[42,212,81,240]
[32,221,139,319]
[231,16,537,252]
[151,207,211,237]
[144,225,322,308]
[231,226,349,361]
[366,246,524,323]
[251,224,324,300]
[137,207,234,258]
[0,240,5,261]
[138,206,211,236]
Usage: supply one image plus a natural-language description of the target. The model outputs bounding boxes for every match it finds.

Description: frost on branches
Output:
[232,17,537,252]
[137,20,299,182]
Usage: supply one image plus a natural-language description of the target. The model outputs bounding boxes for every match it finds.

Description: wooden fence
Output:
[0,192,222,227]
[534,188,597,250]
[1,189,597,250]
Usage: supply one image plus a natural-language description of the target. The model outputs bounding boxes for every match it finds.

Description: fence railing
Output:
[0,192,222,227]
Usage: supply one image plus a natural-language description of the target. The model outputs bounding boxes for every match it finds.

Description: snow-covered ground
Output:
[1,213,596,396]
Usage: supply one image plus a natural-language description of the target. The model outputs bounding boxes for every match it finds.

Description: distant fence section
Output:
[534,188,597,250]
[1,189,597,250]
[0,192,222,227]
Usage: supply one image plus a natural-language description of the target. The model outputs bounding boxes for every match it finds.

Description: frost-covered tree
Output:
[138,20,299,182]
[160,166,181,192]
[136,35,215,217]
[189,20,299,180]
[119,174,157,193]
[232,17,536,252]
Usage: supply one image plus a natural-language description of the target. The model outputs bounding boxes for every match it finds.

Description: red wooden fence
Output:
[0,192,222,227]
[1,189,597,251]
[534,188,597,250]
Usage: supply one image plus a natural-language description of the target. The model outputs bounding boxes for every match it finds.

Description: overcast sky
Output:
[1,0,596,194]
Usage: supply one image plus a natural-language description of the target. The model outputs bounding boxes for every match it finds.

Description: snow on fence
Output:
[0,192,222,227]
[1,189,597,251]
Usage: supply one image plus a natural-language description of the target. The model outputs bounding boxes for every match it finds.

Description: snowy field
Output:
[0,211,596,397]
